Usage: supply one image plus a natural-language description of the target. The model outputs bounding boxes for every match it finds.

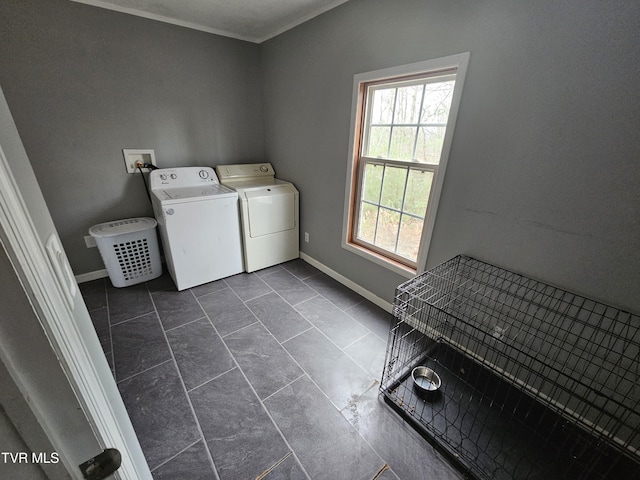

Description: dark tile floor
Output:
[80,259,464,480]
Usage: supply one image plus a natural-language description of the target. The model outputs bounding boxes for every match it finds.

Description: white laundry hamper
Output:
[89,217,162,287]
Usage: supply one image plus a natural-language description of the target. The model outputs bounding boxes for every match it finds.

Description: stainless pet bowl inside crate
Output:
[412,366,441,393]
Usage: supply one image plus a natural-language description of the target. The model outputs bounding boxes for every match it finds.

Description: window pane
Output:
[397,215,424,261]
[404,169,433,217]
[370,88,395,124]
[393,85,423,124]
[374,207,400,252]
[362,163,383,203]
[388,127,416,161]
[358,202,378,243]
[380,165,407,210]
[421,80,455,123]
[366,126,390,158]
[349,58,466,270]
[414,126,446,163]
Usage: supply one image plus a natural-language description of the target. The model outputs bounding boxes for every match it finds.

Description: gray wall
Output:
[1,0,639,314]
[261,0,640,312]
[0,0,263,273]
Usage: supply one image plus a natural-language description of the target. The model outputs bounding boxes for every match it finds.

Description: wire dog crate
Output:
[381,255,640,480]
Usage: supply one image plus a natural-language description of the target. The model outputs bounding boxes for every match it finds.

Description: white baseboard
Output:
[75,255,394,314]
[299,252,393,313]
[75,269,108,284]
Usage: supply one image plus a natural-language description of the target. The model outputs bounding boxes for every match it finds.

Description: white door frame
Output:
[0,133,151,478]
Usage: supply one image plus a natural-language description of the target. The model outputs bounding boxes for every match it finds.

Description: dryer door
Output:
[245,185,295,237]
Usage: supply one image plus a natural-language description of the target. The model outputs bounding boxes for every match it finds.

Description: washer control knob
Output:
[260,165,269,173]
[199,170,209,179]
[159,174,167,180]
[170,173,177,179]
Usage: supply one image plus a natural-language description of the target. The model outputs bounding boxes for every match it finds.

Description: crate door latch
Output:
[79,448,121,480]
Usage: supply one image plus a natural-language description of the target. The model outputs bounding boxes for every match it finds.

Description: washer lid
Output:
[153,184,238,204]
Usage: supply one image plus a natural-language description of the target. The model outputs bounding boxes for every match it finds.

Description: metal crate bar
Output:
[381,255,640,480]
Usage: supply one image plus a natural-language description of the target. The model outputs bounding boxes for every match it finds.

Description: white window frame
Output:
[341,53,470,277]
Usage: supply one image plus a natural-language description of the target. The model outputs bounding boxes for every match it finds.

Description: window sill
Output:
[341,240,417,279]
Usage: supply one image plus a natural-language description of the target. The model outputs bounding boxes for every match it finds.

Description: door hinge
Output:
[79,448,121,480]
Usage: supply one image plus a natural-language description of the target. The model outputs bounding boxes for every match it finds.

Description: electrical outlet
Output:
[304,232,309,243]
[123,149,156,173]
[84,235,97,248]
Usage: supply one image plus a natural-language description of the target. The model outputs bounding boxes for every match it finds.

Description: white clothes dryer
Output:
[150,167,244,290]
[216,163,299,272]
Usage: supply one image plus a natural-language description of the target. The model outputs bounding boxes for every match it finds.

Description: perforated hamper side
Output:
[89,217,162,287]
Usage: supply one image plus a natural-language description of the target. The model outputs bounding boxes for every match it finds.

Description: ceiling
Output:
[70,0,351,43]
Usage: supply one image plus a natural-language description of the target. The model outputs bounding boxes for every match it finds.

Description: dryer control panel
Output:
[216,163,275,181]
[150,167,219,190]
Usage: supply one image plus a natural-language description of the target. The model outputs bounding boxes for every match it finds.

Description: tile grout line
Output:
[225,271,274,303]
[267,263,352,311]
[293,297,374,349]
[109,309,156,327]
[286,285,393,380]
[250,270,325,311]
[162,314,208,333]
[100,262,396,479]
[231,270,381,410]
[115,359,173,385]
[281,262,323,282]
[299,270,367,312]
[343,303,392,343]
[258,268,320,307]
[272,324,315,346]
[149,282,222,480]
[191,282,230,300]
[339,397,400,480]
[240,316,333,411]
[148,438,201,475]
[219,320,261,339]
[289,303,378,383]
[261,373,307,403]
[279,323,373,412]
[239,290,374,415]
[240,274,400,477]
[240,288,275,304]
[254,319,391,480]
[192,291,314,480]
[255,451,293,480]
[186,366,237,394]
[239,271,320,336]
[341,331,374,351]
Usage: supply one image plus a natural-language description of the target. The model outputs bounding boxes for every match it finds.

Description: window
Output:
[342,54,469,276]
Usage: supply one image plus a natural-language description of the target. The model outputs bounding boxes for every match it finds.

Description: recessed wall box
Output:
[123,149,156,173]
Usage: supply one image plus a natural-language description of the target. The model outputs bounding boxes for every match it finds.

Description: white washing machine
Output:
[150,166,244,290]
[216,163,299,272]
